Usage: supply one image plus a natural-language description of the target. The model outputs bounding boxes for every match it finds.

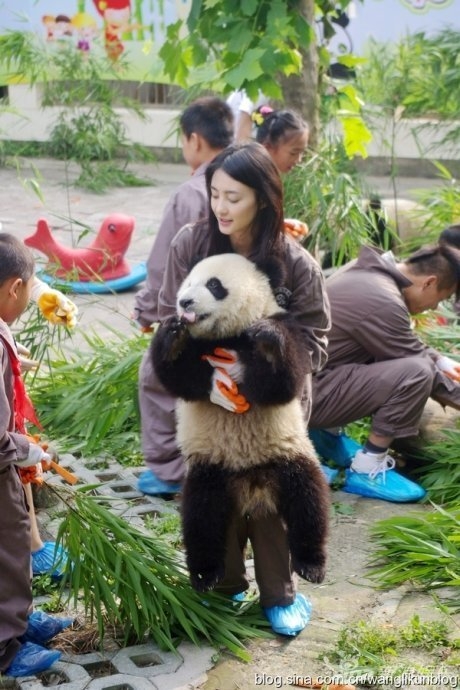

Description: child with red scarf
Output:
[0,234,71,678]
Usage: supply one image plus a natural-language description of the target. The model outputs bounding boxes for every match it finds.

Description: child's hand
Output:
[16,343,40,372]
[15,443,51,468]
[31,279,78,327]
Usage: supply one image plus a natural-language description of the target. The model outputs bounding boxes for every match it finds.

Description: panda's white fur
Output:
[176,253,282,338]
[152,253,329,589]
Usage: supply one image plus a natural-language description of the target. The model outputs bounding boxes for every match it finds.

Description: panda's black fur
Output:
[151,254,329,592]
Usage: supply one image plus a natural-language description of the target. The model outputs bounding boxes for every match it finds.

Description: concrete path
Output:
[0,157,458,689]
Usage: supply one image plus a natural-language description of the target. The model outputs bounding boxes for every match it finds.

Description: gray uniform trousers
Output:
[310,356,436,437]
[0,465,32,672]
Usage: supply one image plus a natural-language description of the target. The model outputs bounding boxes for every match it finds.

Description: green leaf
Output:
[223,48,265,88]
[340,116,373,159]
[240,0,259,17]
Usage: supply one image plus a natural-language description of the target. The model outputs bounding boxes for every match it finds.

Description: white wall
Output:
[1,84,181,149]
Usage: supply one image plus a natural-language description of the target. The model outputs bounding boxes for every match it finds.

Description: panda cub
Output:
[152,253,329,592]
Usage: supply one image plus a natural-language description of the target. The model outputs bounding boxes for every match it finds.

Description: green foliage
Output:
[368,504,460,612]
[145,512,183,550]
[412,429,460,507]
[0,33,155,190]
[16,302,74,376]
[410,164,460,247]
[0,29,49,84]
[160,0,310,99]
[49,108,125,162]
[322,615,456,676]
[57,489,270,658]
[358,30,460,120]
[74,161,153,194]
[29,327,147,461]
[283,140,386,265]
[358,30,460,158]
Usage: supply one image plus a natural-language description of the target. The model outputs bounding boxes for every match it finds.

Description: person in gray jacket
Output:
[135,104,316,496]
[309,243,460,502]
[142,142,330,637]
[134,97,234,495]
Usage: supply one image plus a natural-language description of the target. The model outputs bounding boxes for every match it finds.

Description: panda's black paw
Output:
[159,315,189,360]
[292,558,326,584]
[189,565,225,592]
[246,319,284,365]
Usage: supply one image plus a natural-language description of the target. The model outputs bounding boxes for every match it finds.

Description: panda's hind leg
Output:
[275,458,330,583]
[182,462,235,592]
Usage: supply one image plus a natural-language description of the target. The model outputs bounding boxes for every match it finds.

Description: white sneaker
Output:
[350,449,396,479]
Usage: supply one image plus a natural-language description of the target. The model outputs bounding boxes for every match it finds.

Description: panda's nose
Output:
[179,297,194,311]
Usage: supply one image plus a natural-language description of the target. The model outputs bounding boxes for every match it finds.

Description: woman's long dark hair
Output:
[201,142,286,263]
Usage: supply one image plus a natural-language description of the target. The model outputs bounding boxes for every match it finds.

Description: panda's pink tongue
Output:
[181,311,196,324]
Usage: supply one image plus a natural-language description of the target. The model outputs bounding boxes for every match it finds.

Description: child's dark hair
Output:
[255,108,309,148]
[406,243,460,301]
[202,142,285,263]
[0,233,35,286]
[439,224,460,251]
[180,97,234,150]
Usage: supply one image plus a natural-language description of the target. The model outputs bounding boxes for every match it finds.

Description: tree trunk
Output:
[280,0,320,150]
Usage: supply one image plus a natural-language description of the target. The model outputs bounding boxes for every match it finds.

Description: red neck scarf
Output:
[0,334,42,434]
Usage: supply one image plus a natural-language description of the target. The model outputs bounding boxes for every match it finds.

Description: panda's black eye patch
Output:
[206,277,228,300]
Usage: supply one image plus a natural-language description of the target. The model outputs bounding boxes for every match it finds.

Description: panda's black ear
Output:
[254,257,286,290]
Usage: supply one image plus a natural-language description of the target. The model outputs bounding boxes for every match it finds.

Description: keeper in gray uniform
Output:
[133,97,234,495]
[309,243,460,502]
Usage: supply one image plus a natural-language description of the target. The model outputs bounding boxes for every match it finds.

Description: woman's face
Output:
[210,169,259,246]
[265,129,309,174]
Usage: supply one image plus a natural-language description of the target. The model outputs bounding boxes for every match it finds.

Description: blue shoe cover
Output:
[320,464,339,484]
[21,610,73,645]
[137,469,181,496]
[263,593,312,636]
[343,468,426,503]
[32,541,68,578]
[230,592,246,602]
[5,642,61,677]
[310,429,363,467]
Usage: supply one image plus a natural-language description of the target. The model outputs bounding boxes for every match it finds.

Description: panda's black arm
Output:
[239,314,309,405]
[150,317,214,400]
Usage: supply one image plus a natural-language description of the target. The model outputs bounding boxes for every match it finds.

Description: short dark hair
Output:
[405,243,460,301]
[180,97,234,150]
[203,142,285,263]
[0,233,35,286]
[255,109,309,148]
[439,224,460,251]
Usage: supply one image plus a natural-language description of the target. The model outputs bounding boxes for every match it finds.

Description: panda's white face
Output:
[176,254,281,339]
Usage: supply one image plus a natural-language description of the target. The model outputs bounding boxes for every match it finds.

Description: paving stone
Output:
[86,674,157,689]
[150,642,216,690]
[18,660,91,689]
[111,642,181,678]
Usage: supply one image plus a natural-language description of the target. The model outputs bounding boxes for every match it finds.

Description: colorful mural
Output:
[399,0,454,11]
[0,0,192,81]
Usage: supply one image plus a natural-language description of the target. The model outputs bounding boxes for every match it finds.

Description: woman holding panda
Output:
[152,141,331,637]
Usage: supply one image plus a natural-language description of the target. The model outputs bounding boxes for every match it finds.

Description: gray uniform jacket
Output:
[320,246,460,409]
[0,322,30,466]
[0,320,32,672]
[133,163,209,328]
